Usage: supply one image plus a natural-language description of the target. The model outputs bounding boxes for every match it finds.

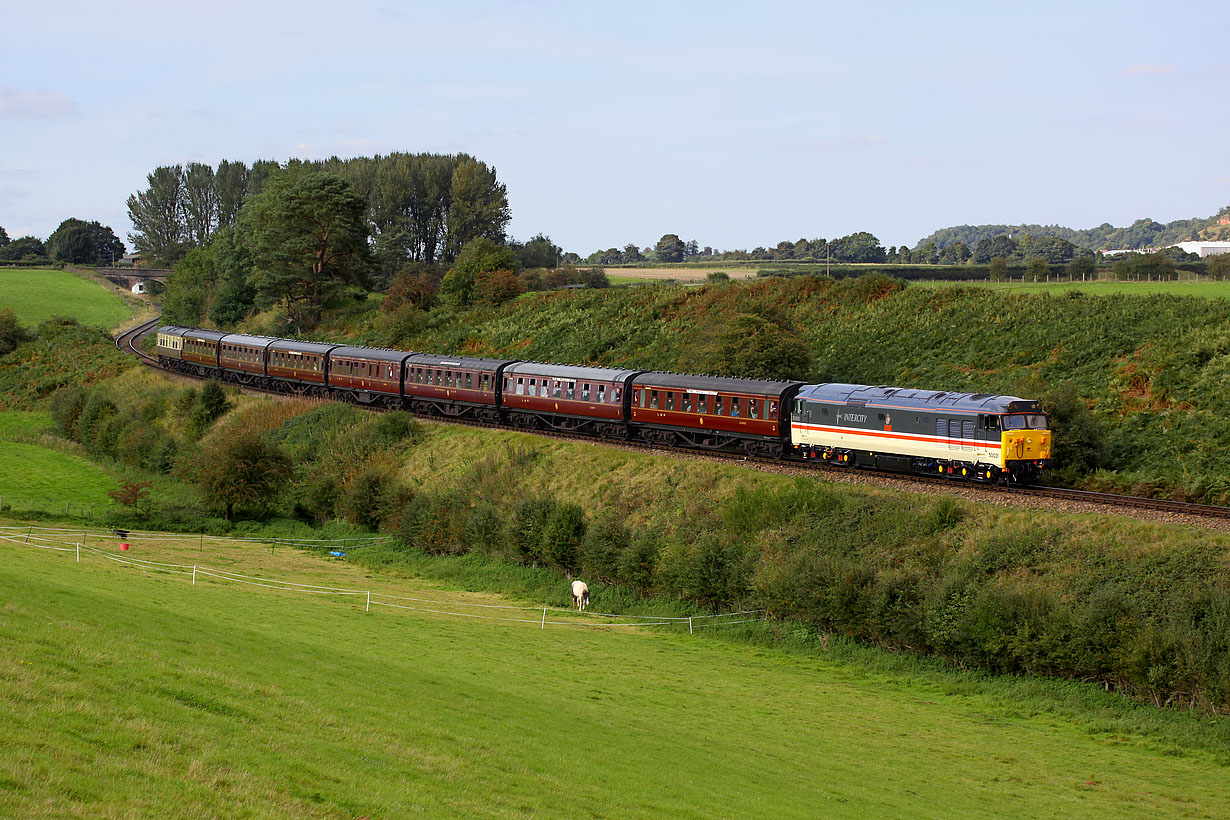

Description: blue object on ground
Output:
[329,550,346,557]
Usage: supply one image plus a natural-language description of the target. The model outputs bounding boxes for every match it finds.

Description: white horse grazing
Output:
[571,580,590,612]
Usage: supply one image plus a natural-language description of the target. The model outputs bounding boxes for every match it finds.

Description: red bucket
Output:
[120,543,129,551]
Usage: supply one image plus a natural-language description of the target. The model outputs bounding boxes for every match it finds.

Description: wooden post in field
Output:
[192,565,197,585]
[689,617,694,635]
[76,543,80,562]
[366,591,371,612]
[541,607,547,629]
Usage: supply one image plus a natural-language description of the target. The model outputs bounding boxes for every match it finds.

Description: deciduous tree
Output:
[46,218,125,265]
[654,233,686,263]
[439,237,517,307]
[183,430,292,521]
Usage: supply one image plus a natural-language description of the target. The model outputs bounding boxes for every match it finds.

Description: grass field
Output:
[915,278,1230,297]
[2,531,1229,819]
[605,266,758,282]
[0,268,133,328]
[0,412,118,514]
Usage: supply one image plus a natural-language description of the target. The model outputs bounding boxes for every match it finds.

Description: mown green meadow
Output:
[0,268,133,329]
[0,411,118,513]
[3,535,1230,819]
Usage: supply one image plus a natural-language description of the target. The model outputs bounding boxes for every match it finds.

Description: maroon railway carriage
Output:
[218,334,277,385]
[629,373,804,457]
[266,338,338,396]
[404,353,517,422]
[501,362,643,436]
[326,346,413,408]
[178,328,229,376]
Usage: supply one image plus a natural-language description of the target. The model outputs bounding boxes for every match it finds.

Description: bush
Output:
[0,307,31,356]
[338,467,399,530]
[50,387,88,437]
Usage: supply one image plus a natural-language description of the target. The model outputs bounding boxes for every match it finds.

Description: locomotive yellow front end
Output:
[998,408,1051,484]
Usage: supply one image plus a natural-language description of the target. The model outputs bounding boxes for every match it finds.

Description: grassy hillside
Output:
[3,535,1229,819]
[0,268,133,329]
[0,411,118,514]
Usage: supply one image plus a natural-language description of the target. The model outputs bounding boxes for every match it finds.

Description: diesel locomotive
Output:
[156,326,1051,484]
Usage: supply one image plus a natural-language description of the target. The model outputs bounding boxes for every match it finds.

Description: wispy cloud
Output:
[1122,64,1177,76]
[0,85,75,119]
[785,134,884,153]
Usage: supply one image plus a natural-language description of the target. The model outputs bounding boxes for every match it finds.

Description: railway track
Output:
[113,320,1230,523]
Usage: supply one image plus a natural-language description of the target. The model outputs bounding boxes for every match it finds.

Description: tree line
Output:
[916,205,1230,254]
[0,220,125,265]
[127,153,511,276]
[585,231,891,265]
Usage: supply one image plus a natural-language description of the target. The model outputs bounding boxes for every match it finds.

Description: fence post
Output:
[199,532,204,552]
[541,607,547,629]
[77,543,80,562]
[366,591,371,612]
[192,565,197,585]
[689,616,693,635]
[26,526,31,543]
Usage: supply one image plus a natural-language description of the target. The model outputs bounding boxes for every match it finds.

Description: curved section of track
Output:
[115,317,162,364]
[113,320,1230,523]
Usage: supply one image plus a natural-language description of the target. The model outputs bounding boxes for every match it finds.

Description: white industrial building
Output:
[1169,241,1230,258]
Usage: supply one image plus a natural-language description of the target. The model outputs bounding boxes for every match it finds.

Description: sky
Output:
[2,0,1228,255]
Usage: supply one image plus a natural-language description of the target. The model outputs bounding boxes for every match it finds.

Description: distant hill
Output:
[917,207,1228,251]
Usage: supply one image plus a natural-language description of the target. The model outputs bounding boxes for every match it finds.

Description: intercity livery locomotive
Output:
[155,326,1051,484]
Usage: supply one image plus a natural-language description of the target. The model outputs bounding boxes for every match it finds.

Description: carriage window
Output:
[567,383,575,400]
[649,390,658,409]
[682,393,692,412]
[696,395,708,414]
[582,383,591,402]
[714,396,723,415]
[614,387,621,402]
[731,397,741,417]
[597,385,606,403]
[542,381,551,397]
[750,399,759,419]
[666,392,675,411]
[516,378,525,395]
[465,372,472,389]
